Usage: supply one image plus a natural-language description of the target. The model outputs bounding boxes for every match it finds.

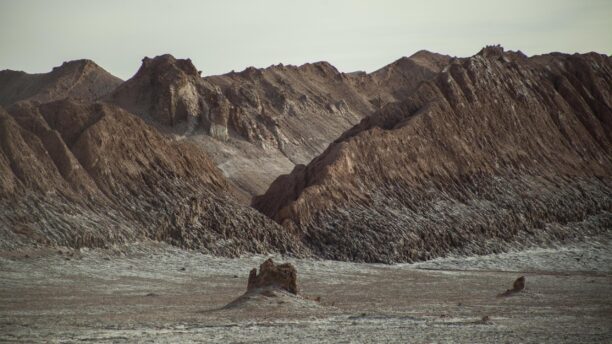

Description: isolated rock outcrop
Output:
[223,259,317,311]
[498,276,526,297]
[247,258,298,294]
[253,47,612,263]
[0,59,122,106]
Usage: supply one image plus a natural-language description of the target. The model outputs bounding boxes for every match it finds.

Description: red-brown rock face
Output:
[246,258,298,294]
[109,53,448,198]
[0,99,304,255]
[253,47,612,263]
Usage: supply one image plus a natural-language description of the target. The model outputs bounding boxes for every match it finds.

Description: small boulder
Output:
[477,315,492,324]
[246,258,298,295]
[498,276,526,297]
[512,276,525,292]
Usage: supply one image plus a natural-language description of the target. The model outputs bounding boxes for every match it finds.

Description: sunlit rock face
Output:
[254,47,612,263]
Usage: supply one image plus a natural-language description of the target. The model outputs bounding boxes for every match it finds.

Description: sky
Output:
[1,0,611,80]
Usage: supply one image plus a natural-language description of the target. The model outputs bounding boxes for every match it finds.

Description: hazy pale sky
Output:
[1,0,611,80]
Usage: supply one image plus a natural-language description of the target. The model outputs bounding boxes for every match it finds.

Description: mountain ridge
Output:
[253,46,612,262]
[108,52,450,197]
[0,59,122,106]
[1,47,610,263]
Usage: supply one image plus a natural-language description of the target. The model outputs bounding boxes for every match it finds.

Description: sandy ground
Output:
[1,235,611,343]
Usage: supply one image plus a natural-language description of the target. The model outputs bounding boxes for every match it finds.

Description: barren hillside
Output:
[253,47,612,263]
[0,100,303,255]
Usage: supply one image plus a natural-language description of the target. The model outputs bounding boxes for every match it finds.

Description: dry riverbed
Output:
[1,236,611,343]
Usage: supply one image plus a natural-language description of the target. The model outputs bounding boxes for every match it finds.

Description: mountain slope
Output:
[0,60,122,106]
[352,50,451,108]
[109,53,449,197]
[0,100,304,255]
[253,46,612,263]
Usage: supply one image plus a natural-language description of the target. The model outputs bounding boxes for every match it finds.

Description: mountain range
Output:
[1,46,610,262]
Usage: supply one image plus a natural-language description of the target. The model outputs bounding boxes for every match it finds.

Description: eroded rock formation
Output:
[109,53,448,197]
[223,259,313,311]
[2,47,609,263]
[253,47,612,263]
[247,258,298,294]
[109,54,226,132]
[0,100,304,256]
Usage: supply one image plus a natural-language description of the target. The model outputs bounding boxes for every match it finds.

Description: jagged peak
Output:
[477,44,505,58]
[237,66,264,78]
[58,58,97,67]
[297,61,339,75]
[137,54,200,78]
[227,60,340,79]
[476,45,528,62]
[49,59,104,74]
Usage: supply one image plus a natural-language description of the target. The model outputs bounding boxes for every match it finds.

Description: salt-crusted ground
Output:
[1,235,611,343]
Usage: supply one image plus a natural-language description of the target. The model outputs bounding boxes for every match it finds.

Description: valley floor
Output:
[1,235,611,343]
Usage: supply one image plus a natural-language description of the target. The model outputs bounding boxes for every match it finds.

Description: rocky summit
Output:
[253,46,612,263]
[247,258,299,294]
